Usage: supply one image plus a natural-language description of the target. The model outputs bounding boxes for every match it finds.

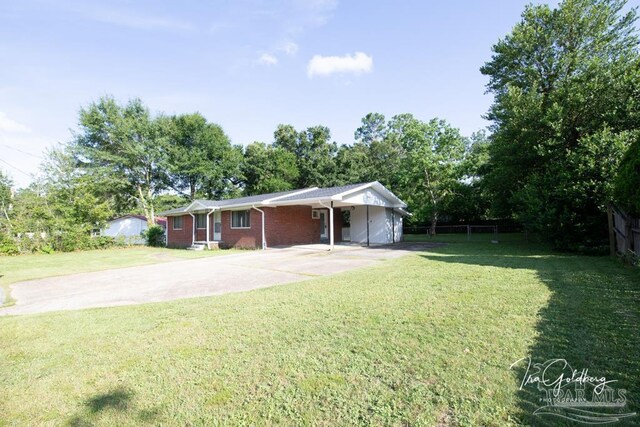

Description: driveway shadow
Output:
[420,244,640,425]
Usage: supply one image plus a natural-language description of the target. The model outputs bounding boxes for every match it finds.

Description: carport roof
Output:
[159,181,408,215]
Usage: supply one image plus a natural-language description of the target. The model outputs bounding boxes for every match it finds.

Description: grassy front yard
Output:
[0,247,237,306]
[1,239,638,425]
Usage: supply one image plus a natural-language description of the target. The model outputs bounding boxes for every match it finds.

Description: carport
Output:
[259,181,410,249]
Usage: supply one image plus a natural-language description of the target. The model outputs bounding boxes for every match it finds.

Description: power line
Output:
[0,158,33,178]
[0,142,43,159]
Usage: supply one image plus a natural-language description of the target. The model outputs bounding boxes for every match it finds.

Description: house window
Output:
[195,213,207,229]
[312,209,320,219]
[231,210,251,228]
[173,216,183,230]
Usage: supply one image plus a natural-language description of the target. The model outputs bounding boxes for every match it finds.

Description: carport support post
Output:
[329,202,334,250]
[392,209,395,244]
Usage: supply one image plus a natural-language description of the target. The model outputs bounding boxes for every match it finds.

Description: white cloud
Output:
[291,0,338,27]
[280,41,299,56]
[95,10,194,31]
[0,112,30,133]
[259,53,278,66]
[307,52,373,78]
[60,4,194,32]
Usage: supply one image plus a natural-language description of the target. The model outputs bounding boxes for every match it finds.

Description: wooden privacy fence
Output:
[608,205,640,257]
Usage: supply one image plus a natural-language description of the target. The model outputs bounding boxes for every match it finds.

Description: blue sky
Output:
[1,0,548,188]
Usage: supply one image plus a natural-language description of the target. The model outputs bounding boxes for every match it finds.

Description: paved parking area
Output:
[0,243,442,316]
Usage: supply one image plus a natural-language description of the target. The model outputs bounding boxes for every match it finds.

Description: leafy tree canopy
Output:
[481,0,639,250]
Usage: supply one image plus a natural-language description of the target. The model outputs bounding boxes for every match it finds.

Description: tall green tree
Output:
[273,124,338,188]
[72,97,168,226]
[614,132,640,216]
[481,0,639,249]
[334,143,371,185]
[389,115,466,233]
[41,146,115,232]
[165,113,242,200]
[447,130,492,223]
[348,113,404,187]
[0,170,12,232]
[242,142,299,195]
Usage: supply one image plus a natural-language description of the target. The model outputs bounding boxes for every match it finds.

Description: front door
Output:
[213,211,222,241]
[319,211,328,240]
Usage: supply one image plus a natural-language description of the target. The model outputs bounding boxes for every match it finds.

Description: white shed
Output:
[102,215,166,244]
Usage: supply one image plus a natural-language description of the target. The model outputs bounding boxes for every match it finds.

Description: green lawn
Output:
[0,247,238,306]
[1,239,638,425]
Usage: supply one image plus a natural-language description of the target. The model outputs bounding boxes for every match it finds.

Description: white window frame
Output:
[231,210,251,229]
[195,213,207,229]
[312,209,320,219]
[172,216,183,230]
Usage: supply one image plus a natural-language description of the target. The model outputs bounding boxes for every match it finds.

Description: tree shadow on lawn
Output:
[66,386,158,426]
[420,244,640,426]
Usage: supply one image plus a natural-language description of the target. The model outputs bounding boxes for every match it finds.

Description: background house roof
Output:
[108,215,167,227]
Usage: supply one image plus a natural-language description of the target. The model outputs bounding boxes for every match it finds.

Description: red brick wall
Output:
[220,206,340,248]
[265,206,321,246]
[220,209,263,248]
[168,206,346,249]
[166,215,193,248]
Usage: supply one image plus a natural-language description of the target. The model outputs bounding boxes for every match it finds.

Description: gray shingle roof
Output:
[158,181,405,216]
[274,183,367,202]
[159,206,188,215]
[159,188,316,215]
[213,188,315,207]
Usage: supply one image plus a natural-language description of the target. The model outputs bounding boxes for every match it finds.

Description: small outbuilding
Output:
[160,181,409,250]
[102,215,167,244]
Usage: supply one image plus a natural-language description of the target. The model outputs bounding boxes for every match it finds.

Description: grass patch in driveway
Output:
[0,247,238,306]
[0,240,638,425]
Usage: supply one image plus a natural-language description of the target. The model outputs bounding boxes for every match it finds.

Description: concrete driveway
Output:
[0,243,441,316]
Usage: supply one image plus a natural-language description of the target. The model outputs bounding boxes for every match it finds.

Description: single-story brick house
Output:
[160,181,409,249]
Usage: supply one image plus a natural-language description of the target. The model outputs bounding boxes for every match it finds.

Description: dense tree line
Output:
[0,100,485,253]
[480,0,639,250]
[0,0,637,254]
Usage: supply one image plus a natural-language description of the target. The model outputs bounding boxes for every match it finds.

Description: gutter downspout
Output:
[318,200,334,251]
[251,205,266,250]
[188,212,195,246]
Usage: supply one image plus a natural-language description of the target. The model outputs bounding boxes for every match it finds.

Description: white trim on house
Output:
[184,200,210,211]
